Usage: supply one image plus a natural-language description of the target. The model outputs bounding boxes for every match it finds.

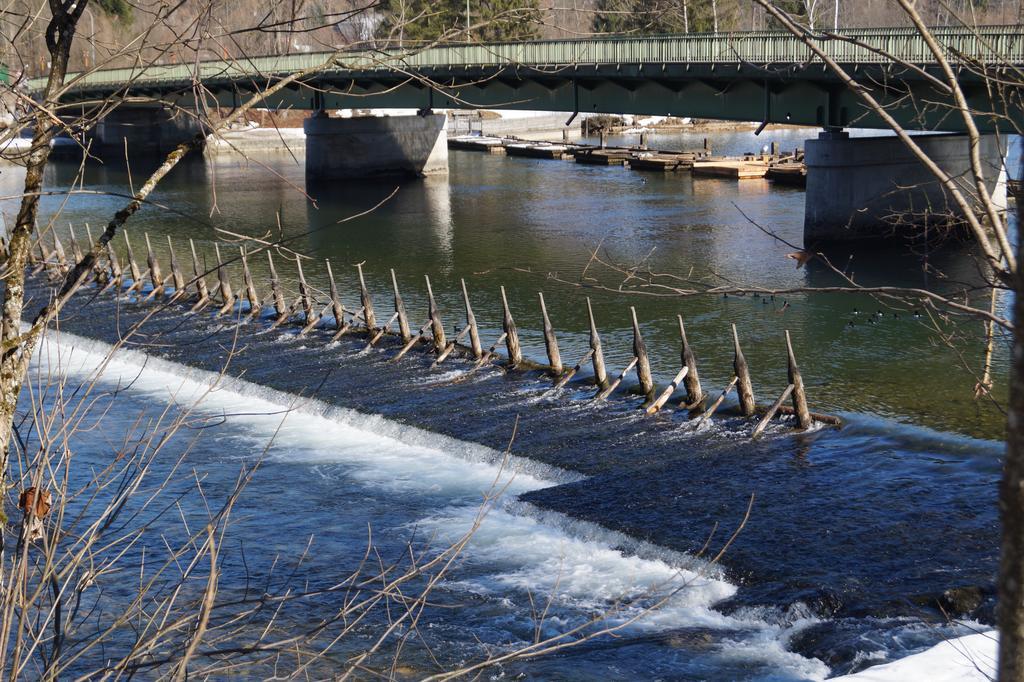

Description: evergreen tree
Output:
[96,0,132,22]
[376,0,540,45]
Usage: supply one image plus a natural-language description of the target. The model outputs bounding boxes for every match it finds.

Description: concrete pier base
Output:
[92,105,204,154]
[804,132,1006,244]
[304,113,448,180]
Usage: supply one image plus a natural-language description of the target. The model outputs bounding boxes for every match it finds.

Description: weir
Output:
[29,230,841,437]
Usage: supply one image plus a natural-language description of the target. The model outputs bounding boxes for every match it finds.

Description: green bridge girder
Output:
[33,26,1024,132]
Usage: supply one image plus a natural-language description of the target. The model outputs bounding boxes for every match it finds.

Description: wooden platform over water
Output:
[573,148,634,165]
[448,135,506,151]
[692,160,769,179]
[765,163,807,187]
[628,153,698,172]
[447,134,806,187]
[505,142,576,159]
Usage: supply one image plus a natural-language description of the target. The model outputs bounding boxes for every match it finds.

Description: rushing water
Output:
[1,127,1016,678]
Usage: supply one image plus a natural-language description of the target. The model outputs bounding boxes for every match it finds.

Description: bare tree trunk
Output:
[0,0,83,476]
[999,210,1024,681]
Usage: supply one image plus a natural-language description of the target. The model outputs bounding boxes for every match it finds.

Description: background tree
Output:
[591,0,741,35]
[375,0,541,45]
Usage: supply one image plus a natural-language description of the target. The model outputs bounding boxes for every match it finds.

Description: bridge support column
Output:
[303,112,447,180]
[804,132,1007,244]
[92,105,204,155]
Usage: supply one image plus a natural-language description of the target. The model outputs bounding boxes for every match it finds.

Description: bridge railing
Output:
[390,26,1024,68]
[31,26,1024,92]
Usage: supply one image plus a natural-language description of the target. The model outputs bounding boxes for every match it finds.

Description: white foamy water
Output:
[28,326,831,679]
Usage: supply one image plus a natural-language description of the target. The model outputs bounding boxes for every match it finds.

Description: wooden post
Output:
[52,232,68,275]
[596,357,638,400]
[775,405,842,426]
[752,384,795,439]
[393,319,432,361]
[732,323,756,417]
[123,230,143,293]
[167,235,186,297]
[786,330,813,429]
[104,240,122,291]
[214,243,235,315]
[85,224,105,284]
[295,257,316,331]
[500,286,523,367]
[326,260,345,331]
[240,247,260,316]
[587,298,608,389]
[433,322,474,365]
[553,348,595,389]
[32,239,51,276]
[646,366,689,415]
[189,238,210,303]
[631,307,655,399]
[331,306,364,340]
[269,295,301,331]
[678,315,705,410]
[144,233,164,299]
[461,279,482,360]
[425,275,446,354]
[365,311,401,350]
[538,292,562,375]
[693,376,739,428]
[36,238,49,266]
[67,224,84,263]
[479,332,508,365]
[357,263,376,331]
[393,269,412,344]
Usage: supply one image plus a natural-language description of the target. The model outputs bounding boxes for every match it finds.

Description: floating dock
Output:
[447,135,506,152]
[692,160,770,179]
[505,142,576,159]
[573,148,634,165]
[628,153,698,172]
[765,163,808,187]
[447,134,806,187]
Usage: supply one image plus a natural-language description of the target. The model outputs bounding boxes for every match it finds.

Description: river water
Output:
[1,127,1015,678]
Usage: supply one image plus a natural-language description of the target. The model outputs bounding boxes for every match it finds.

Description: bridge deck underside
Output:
[58,63,1021,133]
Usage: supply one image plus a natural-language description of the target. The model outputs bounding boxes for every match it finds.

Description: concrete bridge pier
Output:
[303,111,448,180]
[92,105,204,154]
[804,132,1007,245]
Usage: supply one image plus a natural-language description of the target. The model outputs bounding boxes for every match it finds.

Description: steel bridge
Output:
[31,26,1024,132]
